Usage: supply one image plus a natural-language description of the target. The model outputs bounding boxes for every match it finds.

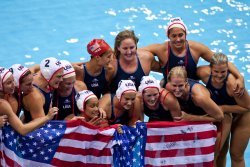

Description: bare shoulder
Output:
[0,99,12,114]
[75,80,87,92]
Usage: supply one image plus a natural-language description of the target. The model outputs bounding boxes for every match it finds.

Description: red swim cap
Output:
[87,39,111,57]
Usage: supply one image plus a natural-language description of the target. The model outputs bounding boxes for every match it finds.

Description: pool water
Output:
[0,0,249,166]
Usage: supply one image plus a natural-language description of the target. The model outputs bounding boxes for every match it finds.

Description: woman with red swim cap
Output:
[74,39,115,98]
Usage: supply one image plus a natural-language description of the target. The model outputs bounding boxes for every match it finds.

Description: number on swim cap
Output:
[45,59,50,67]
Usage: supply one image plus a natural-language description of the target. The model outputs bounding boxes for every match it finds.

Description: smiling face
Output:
[211,63,228,84]
[49,68,63,89]
[143,87,159,107]
[169,76,187,98]
[120,91,136,110]
[168,27,186,49]
[84,97,100,119]
[3,75,15,94]
[58,76,76,93]
[118,38,137,62]
[20,73,33,95]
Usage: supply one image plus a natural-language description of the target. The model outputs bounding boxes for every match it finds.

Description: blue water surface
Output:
[0,0,249,166]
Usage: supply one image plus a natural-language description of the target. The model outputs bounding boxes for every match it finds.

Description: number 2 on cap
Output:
[45,59,50,67]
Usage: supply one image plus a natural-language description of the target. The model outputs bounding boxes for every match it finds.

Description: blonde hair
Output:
[167,66,187,82]
[114,30,139,58]
[210,53,228,67]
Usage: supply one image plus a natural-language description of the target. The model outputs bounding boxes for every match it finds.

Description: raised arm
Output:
[1,99,57,136]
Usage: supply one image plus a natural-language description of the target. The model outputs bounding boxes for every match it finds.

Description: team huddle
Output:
[0,17,250,167]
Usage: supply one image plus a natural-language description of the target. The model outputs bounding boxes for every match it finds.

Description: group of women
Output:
[0,17,249,167]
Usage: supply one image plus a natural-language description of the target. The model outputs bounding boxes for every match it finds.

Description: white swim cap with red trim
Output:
[0,67,13,91]
[75,90,97,112]
[10,64,30,88]
[40,57,63,82]
[138,76,160,93]
[166,17,187,37]
[60,60,76,79]
[116,80,136,101]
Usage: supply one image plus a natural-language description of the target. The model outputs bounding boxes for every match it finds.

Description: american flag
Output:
[0,120,217,167]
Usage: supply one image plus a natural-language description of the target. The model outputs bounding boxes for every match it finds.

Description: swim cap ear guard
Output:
[116,80,136,101]
[10,64,30,89]
[166,17,187,37]
[75,90,97,112]
[40,57,63,82]
[0,67,13,91]
[138,76,160,93]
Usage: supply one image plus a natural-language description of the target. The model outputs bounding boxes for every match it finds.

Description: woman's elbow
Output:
[214,113,224,121]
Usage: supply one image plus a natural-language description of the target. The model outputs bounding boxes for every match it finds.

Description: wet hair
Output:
[167,66,187,82]
[114,30,139,58]
[210,53,228,67]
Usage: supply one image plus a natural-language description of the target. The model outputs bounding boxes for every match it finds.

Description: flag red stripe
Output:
[63,133,113,142]
[51,158,112,167]
[145,145,215,157]
[146,130,216,143]
[56,146,112,156]
[3,151,22,167]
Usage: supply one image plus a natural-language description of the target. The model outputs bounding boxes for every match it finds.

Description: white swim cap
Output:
[60,60,76,79]
[10,64,30,88]
[138,76,160,93]
[166,17,187,37]
[0,67,13,91]
[116,80,136,101]
[75,90,97,112]
[40,57,63,82]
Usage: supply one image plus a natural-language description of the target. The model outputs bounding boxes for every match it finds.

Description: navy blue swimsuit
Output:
[110,56,145,94]
[108,94,130,125]
[178,79,206,115]
[23,84,52,123]
[161,42,198,86]
[144,102,173,121]
[83,64,107,98]
[52,87,80,120]
[206,73,236,105]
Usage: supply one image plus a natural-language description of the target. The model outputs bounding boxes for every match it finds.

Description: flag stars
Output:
[29,149,34,153]
[5,134,10,138]
[32,154,37,158]
[48,148,53,152]
[36,132,42,137]
[56,132,61,136]
[47,124,52,128]
[21,150,26,155]
[44,157,49,161]
[59,124,64,128]
[132,158,136,162]
[40,151,45,155]
[48,136,53,140]
[44,130,49,134]
[9,141,13,146]
[29,135,34,139]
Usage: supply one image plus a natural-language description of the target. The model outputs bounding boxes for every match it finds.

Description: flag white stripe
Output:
[65,125,115,136]
[147,124,216,136]
[146,137,216,150]
[53,152,113,164]
[145,152,214,166]
[59,138,114,149]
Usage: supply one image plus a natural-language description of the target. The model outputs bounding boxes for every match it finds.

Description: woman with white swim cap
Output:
[142,17,244,95]
[0,66,18,114]
[138,76,183,122]
[75,90,109,128]
[28,57,63,122]
[52,60,87,120]
[0,69,58,135]
[99,79,142,126]
[10,63,60,123]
